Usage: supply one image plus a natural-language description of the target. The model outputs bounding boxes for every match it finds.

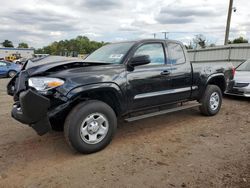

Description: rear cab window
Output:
[167,43,186,65]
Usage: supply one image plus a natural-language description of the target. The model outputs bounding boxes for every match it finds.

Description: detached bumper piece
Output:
[11,89,51,135]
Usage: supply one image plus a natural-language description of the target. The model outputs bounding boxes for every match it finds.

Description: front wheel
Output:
[199,85,222,116]
[64,100,117,154]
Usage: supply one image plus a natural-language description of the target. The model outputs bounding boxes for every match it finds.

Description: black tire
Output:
[199,85,222,116]
[8,70,17,78]
[64,100,117,154]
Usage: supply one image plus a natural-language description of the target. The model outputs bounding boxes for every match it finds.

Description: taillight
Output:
[232,67,236,77]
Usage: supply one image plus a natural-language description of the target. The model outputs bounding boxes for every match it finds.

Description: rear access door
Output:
[166,42,192,101]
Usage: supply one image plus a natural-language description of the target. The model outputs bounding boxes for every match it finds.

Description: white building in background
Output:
[188,43,250,67]
[0,47,34,59]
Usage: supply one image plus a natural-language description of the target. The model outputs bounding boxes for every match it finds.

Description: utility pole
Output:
[224,0,233,45]
[162,32,169,39]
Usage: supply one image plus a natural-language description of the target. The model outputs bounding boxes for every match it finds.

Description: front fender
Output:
[67,82,124,99]
[66,82,126,114]
[206,73,225,84]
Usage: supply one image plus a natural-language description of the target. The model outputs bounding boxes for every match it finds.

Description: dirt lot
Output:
[0,78,249,188]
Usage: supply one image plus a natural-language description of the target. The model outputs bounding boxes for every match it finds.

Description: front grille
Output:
[235,83,249,88]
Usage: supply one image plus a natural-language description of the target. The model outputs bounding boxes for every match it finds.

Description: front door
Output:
[126,42,173,111]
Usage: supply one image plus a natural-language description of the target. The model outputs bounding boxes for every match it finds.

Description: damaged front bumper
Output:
[11,89,51,135]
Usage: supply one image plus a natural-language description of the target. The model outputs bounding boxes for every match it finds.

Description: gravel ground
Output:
[0,78,249,188]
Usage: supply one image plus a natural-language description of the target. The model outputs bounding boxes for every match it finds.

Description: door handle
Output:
[161,70,170,76]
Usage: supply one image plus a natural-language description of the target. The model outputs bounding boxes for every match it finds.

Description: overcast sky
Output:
[0,0,249,48]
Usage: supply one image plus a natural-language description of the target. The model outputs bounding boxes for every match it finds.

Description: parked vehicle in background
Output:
[7,39,234,154]
[225,59,250,97]
[33,54,49,58]
[5,53,21,62]
[0,61,22,78]
[13,58,27,65]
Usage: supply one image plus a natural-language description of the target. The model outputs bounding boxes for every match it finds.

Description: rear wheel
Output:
[199,85,222,116]
[64,100,117,154]
[8,70,17,78]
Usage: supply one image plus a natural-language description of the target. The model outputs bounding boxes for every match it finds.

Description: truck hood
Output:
[24,56,125,79]
[26,58,126,91]
[24,56,85,76]
[48,63,126,95]
[7,56,126,97]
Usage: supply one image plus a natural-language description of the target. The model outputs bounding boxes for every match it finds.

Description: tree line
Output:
[0,40,29,48]
[186,35,249,49]
[35,36,106,55]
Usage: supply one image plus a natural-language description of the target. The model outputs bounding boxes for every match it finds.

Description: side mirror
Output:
[129,55,150,67]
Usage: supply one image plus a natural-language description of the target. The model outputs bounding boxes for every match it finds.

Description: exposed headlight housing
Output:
[28,77,64,92]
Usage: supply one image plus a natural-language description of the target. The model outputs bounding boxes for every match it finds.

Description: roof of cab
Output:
[111,38,183,45]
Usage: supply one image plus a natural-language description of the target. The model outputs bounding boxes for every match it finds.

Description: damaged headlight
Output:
[28,77,64,92]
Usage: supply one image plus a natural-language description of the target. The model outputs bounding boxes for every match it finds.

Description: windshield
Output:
[237,59,250,71]
[84,42,134,64]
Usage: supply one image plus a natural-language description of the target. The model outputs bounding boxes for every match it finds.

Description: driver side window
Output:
[134,43,165,65]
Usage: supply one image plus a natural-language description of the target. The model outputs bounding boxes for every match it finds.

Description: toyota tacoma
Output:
[7,39,234,154]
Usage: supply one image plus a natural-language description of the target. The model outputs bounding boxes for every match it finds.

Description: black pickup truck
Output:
[7,39,234,154]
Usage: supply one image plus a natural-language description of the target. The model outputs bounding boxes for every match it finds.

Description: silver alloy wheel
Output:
[80,113,109,144]
[210,92,220,110]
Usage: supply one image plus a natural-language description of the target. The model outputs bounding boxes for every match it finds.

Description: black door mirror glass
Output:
[129,55,150,67]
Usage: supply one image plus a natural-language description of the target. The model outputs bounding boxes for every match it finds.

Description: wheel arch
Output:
[206,73,226,92]
[7,69,17,78]
[7,69,17,74]
[67,83,126,117]
[197,73,226,100]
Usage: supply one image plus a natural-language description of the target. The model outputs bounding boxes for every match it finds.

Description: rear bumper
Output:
[11,89,51,135]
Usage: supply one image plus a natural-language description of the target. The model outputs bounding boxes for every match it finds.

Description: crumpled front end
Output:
[7,71,57,135]
[11,89,51,135]
[7,58,87,135]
